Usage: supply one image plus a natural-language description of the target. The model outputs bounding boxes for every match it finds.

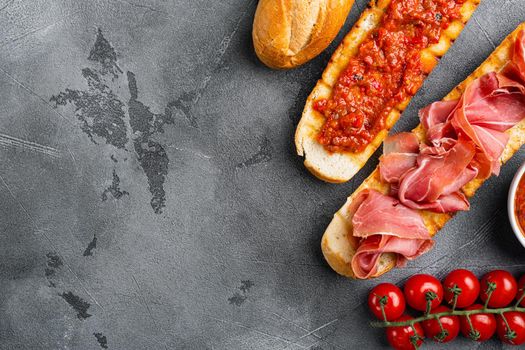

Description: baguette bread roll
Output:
[322,23,525,279]
[295,0,481,183]
[252,0,355,69]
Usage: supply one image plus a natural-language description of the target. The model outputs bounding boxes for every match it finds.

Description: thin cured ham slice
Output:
[450,73,525,178]
[352,235,434,279]
[379,132,419,183]
[420,73,525,177]
[383,132,420,155]
[396,139,477,212]
[420,100,458,141]
[517,30,525,80]
[516,30,525,81]
[380,133,478,213]
[380,153,418,183]
[506,30,525,84]
[350,190,433,279]
[352,190,432,239]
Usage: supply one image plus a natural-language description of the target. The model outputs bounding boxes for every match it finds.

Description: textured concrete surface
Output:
[1,0,525,349]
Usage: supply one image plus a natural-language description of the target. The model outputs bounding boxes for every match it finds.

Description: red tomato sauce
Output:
[515,174,525,236]
[314,0,464,153]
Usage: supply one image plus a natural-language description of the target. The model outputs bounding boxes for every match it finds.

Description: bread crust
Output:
[321,24,525,279]
[252,0,355,69]
[295,0,481,183]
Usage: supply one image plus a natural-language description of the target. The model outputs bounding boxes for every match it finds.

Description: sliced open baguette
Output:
[322,23,525,279]
[295,0,481,183]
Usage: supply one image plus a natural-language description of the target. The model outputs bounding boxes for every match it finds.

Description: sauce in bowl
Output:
[509,163,525,249]
[515,173,525,236]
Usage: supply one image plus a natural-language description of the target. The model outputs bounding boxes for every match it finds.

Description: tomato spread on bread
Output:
[314,0,464,153]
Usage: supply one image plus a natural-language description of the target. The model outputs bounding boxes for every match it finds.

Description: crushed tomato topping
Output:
[314,0,464,153]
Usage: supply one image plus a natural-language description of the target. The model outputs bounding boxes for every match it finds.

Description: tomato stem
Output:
[499,311,517,341]
[369,306,525,328]
[465,314,480,341]
[515,290,525,308]
[425,301,431,317]
[378,295,389,322]
[447,284,462,311]
[433,314,449,342]
[424,291,437,316]
[483,281,497,309]
[409,324,421,349]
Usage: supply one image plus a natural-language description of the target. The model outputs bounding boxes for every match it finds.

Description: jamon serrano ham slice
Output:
[379,133,420,183]
[508,30,525,83]
[350,190,433,279]
[395,139,477,213]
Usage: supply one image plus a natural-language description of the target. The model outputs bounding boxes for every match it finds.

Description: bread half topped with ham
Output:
[322,24,525,279]
[295,0,481,183]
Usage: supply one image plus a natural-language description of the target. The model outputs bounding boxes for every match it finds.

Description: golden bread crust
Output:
[252,0,356,69]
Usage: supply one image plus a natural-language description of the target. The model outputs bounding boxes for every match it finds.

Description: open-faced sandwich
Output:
[322,24,525,279]
[295,0,481,183]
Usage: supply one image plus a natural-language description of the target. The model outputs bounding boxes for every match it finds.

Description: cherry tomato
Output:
[404,274,444,312]
[421,305,460,343]
[459,304,497,341]
[368,283,406,321]
[517,275,525,307]
[442,269,480,309]
[496,312,525,345]
[386,315,424,350]
[480,270,517,308]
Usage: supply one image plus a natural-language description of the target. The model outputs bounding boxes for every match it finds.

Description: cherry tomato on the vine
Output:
[442,269,480,309]
[480,270,518,308]
[386,315,424,350]
[496,312,525,345]
[404,274,443,312]
[421,305,460,343]
[368,283,406,321]
[459,304,497,341]
[517,275,525,307]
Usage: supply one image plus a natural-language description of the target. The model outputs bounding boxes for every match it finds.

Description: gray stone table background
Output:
[1,0,525,349]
